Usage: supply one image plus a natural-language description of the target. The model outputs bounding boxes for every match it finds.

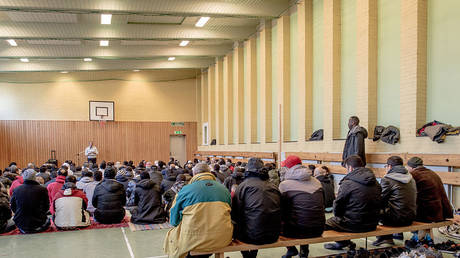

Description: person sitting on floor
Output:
[9,168,24,196]
[116,167,133,191]
[92,167,126,224]
[279,156,325,258]
[10,169,50,234]
[164,163,233,258]
[47,168,68,205]
[267,163,280,187]
[407,157,453,242]
[82,171,102,214]
[163,174,187,214]
[76,170,93,190]
[232,158,282,258]
[223,167,245,194]
[0,181,15,234]
[37,166,51,184]
[161,168,177,194]
[314,166,336,212]
[131,171,166,225]
[372,156,417,246]
[324,155,382,251]
[52,175,90,229]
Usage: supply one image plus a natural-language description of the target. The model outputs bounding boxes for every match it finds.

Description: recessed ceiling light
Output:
[84,58,92,62]
[60,71,69,74]
[101,14,112,25]
[179,40,190,47]
[133,69,140,72]
[168,57,176,61]
[6,39,17,46]
[195,17,210,27]
[100,40,109,47]
[20,58,29,62]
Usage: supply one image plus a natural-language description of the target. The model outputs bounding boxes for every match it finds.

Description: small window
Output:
[202,123,209,145]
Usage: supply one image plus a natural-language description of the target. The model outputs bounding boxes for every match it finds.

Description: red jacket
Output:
[9,176,23,196]
[51,188,88,214]
[47,176,66,205]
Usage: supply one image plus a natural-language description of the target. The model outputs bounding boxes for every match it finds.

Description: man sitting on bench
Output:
[324,155,382,250]
[372,156,416,246]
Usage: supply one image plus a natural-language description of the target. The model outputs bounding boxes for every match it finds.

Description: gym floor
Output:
[0,227,454,258]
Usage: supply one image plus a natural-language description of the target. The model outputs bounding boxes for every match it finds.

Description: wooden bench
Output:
[286,152,460,186]
[190,220,453,258]
[194,151,277,165]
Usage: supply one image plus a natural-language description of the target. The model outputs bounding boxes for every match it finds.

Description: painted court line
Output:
[121,227,135,258]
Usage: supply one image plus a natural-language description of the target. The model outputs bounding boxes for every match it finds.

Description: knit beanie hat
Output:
[284,155,302,169]
[246,158,264,173]
[22,169,37,181]
[407,157,424,168]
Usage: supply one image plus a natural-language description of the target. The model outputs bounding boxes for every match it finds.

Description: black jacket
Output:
[131,179,166,224]
[92,179,126,224]
[115,175,130,191]
[223,172,244,192]
[10,180,50,231]
[148,170,163,186]
[316,175,335,208]
[342,126,368,165]
[279,165,325,238]
[160,169,177,193]
[231,174,282,245]
[333,167,381,232]
[380,166,417,226]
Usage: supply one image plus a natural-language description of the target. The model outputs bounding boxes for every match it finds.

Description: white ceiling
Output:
[0,0,293,72]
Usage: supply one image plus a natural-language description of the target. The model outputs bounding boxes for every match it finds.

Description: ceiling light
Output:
[101,14,112,25]
[179,40,190,47]
[168,57,176,61]
[20,58,29,62]
[60,71,69,74]
[100,40,109,47]
[195,17,210,27]
[84,58,92,62]
[133,69,140,72]
[6,39,17,46]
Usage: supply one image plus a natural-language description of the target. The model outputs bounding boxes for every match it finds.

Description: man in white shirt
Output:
[85,141,99,164]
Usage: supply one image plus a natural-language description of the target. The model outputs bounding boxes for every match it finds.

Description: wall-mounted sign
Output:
[171,122,185,127]
[174,130,183,135]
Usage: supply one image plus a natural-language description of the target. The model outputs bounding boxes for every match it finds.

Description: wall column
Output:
[277,15,291,142]
[400,0,427,138]
[223,53,234,145]
[259,21,273,143]
[207,65,216,142]
[356,0,378,137]
[298,0,314,141]
[244,37,258,144]
[215,58,224,144]
[323,0,341,140]
[200,71,208,142]
[234,44,245,144]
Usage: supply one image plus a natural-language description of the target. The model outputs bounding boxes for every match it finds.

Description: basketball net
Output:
[98,115,106,127]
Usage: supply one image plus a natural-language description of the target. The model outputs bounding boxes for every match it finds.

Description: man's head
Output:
[343,155,364,173]
[104,167,116,179]
[22,169,37,181]
[81,170,93,178]
[139,171,150,180]
[385,156,404,172]
[94,171,103,182]
[348,116,360,130]
[176,174,186,182]
[192,163,211,176]
[58,168,68,177]
[89,141,93,147]
[65,175,77,184]
[406,157,424,172]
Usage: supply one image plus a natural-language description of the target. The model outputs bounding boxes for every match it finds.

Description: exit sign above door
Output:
[174,130,183,135]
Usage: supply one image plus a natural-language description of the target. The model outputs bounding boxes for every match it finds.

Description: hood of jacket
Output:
[14,176,24,184]
[285,164,311,181]
[55,175,66,184]
[232,171,244,180]
[348,125,368,138]
[316,174,331,183]
[115,174,129,183]
[79,176,92,184]
[385,165,412,184]
[189,172,216,184]
[344,167,377,186]
[137,179,155,189]
[101,179,124,193]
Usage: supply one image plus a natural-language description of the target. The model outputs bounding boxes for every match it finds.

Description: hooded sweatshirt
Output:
[76,176,93,190]
[9,176,23,196]
[279,165,325,238]
[333,167,382,232]
[380,165,417,226]
[52,182,90,228]
[47,175,66,205]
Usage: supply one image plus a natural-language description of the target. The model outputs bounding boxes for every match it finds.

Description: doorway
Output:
[170,135,187,166]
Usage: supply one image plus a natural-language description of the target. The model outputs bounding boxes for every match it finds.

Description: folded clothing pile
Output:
[373,126,400,145]
[417,120,460,143]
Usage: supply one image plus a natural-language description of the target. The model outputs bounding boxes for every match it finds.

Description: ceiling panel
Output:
[26,39,81,45]
[6,11,78,23]
[127,15,184,24]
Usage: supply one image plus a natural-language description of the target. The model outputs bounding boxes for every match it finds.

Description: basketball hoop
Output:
[98,115,106,127]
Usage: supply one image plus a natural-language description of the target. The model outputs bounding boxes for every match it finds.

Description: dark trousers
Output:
[18,218,50,234]
[325,217,354,246]
[0,219,16,234]
[87,157,97,164]
[241,250,258,258]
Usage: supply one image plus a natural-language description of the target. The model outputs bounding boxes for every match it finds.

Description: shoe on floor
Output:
[392,233,404,240]
[324,241,355,251]
[282,247,298,258]
[372,238,395,246]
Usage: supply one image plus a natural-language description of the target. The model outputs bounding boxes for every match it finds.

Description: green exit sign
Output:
[174,131,183,135]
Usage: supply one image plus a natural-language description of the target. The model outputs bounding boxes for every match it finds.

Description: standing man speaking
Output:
[85,141,99,164]
[342,116,368,166]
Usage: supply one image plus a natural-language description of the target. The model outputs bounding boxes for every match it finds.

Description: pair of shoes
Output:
[282,248,298,258]
[372,238,395,247]
[393,233,404,240]
[355,248,369,258]
[324,241,356,251]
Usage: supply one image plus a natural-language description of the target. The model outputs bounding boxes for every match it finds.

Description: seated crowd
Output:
[0,154,454,258]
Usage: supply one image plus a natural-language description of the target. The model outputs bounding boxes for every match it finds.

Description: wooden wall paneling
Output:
[0,120,197,168]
